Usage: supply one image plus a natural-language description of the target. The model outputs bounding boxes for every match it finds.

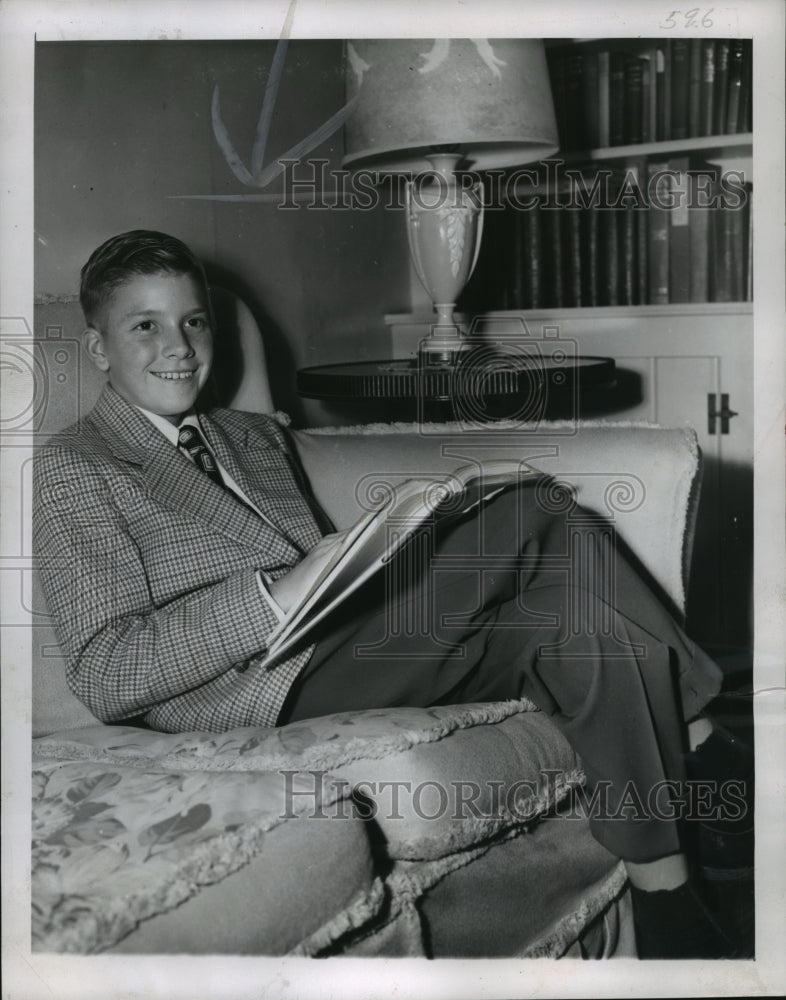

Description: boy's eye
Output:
[134,320,154,332]
[185,316,208,331]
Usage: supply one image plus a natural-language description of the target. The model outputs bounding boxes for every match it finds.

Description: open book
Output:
[263,459,534,666]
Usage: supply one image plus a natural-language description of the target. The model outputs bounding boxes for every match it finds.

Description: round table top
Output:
[297,355,616,402]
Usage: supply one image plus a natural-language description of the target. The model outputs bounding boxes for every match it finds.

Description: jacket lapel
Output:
[199,411,315,554]
[89,385,303,560]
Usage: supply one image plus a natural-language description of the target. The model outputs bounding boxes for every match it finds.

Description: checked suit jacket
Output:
[33,383,328,732]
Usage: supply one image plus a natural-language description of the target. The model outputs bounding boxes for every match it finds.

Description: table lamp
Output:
[343,38,559,364]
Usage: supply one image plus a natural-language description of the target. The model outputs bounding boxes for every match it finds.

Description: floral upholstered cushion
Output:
[32,757,378,954]
[33,699,576,953]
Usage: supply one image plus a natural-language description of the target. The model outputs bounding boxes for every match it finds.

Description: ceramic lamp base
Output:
[405,155,484,363]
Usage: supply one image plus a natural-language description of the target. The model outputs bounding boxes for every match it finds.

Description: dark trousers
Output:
[280,481,722,862]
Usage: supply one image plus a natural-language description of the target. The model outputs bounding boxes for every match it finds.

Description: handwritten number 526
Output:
[660,8,714,28]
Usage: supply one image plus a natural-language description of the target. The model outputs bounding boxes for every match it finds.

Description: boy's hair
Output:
[80,230,209,326]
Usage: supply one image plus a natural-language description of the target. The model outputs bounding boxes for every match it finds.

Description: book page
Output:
[263,461,532,664]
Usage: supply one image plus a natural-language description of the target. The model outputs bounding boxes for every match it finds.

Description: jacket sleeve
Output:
[34,444,284,723]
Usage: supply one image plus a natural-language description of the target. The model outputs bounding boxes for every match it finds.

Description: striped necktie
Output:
[177,424,225,489]
[177,421,304,549]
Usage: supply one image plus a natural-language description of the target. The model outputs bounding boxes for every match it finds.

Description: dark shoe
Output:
[684,718,754,882]
[697,823,754,883]
[684,715,754,784]
[630,881,739,959]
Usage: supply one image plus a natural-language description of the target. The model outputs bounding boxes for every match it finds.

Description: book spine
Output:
[670,39,690,140]
[656,44,668,140]
[699,40,716,136]
[522,199,542,309]
[711,194,735,302]
[647,161,670,304]
[667,157,691,303]
[597,49,610,147]
[507,206,523,309]
[663,40,672,139]
[738,39,752,132]
[495,219,510,307]
[583,204,600,307]
[688,170,711,303]
[728,186,745,301]
[725,39,744,134]
[601,201,619,306]
[546,207,564,307]
[565,209,583,306]
[625,162,648,305]
[640,51,652,143]
[637,204,649,305]
[713,39,731,134]
[582,49,600,148]
[566,51,587,150]
[620,203,638,305]
[688,39,702,138]
[548,49,569,151]
[628,163,649,306]
[624,55,644,144]
[609,51,626,145]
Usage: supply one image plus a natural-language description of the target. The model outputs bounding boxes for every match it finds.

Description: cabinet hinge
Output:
[707,393,738,435]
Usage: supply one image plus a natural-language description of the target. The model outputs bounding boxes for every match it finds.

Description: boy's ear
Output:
[82,327,110,372]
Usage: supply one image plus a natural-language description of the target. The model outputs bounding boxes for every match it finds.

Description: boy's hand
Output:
[268,531,349,614]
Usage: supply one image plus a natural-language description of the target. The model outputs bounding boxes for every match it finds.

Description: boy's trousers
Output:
[281,481,723,862]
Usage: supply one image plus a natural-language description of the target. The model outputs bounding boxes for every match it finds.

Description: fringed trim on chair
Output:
[34,699,542,776]
[290,876,388,957]
[520,861,629,958]
[302,419,678,436]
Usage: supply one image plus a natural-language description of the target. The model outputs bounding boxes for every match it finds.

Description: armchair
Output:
[31,291,704,958]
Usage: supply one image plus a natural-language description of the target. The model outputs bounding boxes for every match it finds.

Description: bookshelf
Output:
[457,38,753,315]
[546,37,752,151]
[562,132,751,168]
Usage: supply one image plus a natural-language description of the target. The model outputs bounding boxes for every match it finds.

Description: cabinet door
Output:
[548,308,753,655]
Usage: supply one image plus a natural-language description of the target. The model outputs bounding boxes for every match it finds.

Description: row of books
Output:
[548,39,752,151]
[473,166,752,309]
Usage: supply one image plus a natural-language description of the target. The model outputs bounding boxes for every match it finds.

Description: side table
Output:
[297,354,616,424]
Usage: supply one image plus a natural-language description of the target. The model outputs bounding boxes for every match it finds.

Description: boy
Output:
[34,230,750,956]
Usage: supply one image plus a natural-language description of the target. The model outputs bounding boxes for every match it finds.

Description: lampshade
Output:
[342,38,559,172]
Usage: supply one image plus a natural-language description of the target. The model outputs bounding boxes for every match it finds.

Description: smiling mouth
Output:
[152,371,196,381]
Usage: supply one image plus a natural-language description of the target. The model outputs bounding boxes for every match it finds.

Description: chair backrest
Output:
[207,287,275,414]
[293,421,702,621]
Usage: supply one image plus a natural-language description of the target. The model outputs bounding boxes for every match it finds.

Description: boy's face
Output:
[83,272,213,424]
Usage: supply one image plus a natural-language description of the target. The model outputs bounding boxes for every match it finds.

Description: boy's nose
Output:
[163,326,194,357]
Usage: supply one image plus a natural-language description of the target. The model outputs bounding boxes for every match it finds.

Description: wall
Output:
[35,40,411,425]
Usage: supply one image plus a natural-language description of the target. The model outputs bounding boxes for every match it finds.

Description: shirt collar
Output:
[134,406,201,447]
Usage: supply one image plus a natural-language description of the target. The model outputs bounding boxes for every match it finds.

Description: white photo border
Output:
[2,1,784,997]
